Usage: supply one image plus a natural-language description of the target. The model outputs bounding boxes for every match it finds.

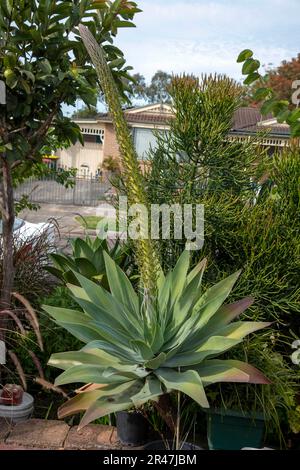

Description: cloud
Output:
[115,0,300,81]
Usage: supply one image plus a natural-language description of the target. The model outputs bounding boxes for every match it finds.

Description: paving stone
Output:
[0,443,40,450]
[6,419,69,449]
[65,424,121,450]
[0,418,14,441]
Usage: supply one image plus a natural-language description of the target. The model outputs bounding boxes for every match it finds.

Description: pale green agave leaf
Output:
[156,368,209,408]
[170,250,190,303]
[199,296,255,337]
[54,364,136,386]
[58,389,108,419]
[192,270,242,325]
[71,272,143,335]
[145,352,166,370]
[82,340,143,364]
[49,351,114,370]
[43,305,103,344]
[79,381,143,429]
[186,257,207,287]
[131,377,162,407]
[165,337,242,367]
[68,296,131,335]
[157,270,172,319]
[59,380,141,421]
[181,320,271,354]
[103,251,139,314]
[194,359,271,386]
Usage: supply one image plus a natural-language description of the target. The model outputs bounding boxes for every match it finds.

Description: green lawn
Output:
[75,215,116,231]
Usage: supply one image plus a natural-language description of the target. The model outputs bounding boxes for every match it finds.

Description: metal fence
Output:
[14,174,113,207]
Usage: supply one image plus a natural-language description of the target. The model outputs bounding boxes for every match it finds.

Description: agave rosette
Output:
[45,251,270,428]
[46,220,127,287]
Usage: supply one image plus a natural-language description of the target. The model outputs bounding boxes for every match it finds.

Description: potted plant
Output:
[115,409,149,446]
[204,335,300,450]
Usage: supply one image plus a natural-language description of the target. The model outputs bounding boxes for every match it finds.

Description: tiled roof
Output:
[98,111,171,125]
[231,107,268,130]
[98,106,291,137]
[231,107,290,137]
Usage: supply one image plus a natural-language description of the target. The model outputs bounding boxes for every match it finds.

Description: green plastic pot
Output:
[206,409,265,450]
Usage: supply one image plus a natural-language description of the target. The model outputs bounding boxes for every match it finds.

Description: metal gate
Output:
[14,174,112,207]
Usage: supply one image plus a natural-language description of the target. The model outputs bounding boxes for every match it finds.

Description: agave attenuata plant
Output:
[45,251,270,429]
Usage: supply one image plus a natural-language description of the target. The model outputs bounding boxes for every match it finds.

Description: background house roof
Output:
[76,104,291,138]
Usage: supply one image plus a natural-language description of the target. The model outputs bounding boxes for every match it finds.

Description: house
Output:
[56,104,294,176]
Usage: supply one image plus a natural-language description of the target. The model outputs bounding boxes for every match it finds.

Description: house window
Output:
[133,128,160,160]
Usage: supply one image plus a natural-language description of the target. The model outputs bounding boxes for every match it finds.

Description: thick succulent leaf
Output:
[69,296,131,335]
[171,275,202,329]
[73,238,95,260]
[200,297,255,337]
[131,340,153,360]
[158,271,172,318]
[164,314,200,354]
[58,389,108,419]
[43,305,103,343]
[45,265,65,280]
[60,380,141,421]
[93,246,105,273]
[80,400,133,429]
[103,251,139,314]
[102,366,149,380]
[194,359,271,386]
[72,273,142,335]
[66,284,90,301]
[79,380,143,429]
[164,336,242,367]
[186,257,207,287]
[145,352,166,370]
[75,258,98,278]
[131,377,162,407]
[156,368,209,408]
[170,251,190,303]
[82,340,143,364]
[50,253,76,271]
[192,270,242,326]
[183,321,271,354]
[150,322,165,353]
[214,321,272,341]
[63,270,81,285]
[49,350,121,371]
[54,364,136,386]
[75,383,106,394]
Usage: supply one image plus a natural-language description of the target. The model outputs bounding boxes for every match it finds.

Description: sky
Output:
[114,0,300,83]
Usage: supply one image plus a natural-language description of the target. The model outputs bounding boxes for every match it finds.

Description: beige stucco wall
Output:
[103,122,121,161]
[57,141,104,177]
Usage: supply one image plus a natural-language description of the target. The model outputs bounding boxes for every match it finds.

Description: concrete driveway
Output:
[19,204,100,245]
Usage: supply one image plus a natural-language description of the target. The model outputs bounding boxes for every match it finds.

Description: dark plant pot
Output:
[206,409,265,450]
[143,440,202,450]
[116,411,148,446]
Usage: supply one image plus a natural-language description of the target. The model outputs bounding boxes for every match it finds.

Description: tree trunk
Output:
[0,158,15,341]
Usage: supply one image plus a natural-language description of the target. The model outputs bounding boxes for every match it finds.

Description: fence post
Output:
[72,178,76,205]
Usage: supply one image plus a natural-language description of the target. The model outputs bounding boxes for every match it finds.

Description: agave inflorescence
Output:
[78,23,160,297]
[45,251,271,428]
